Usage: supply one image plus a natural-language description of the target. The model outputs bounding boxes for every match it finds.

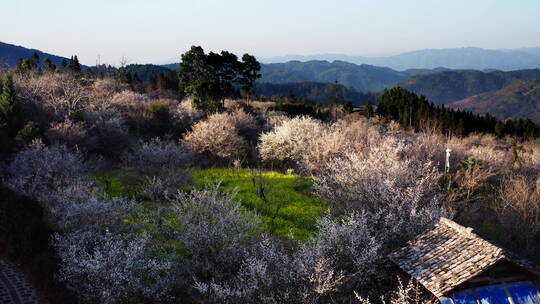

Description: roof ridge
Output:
[439,217,474,235]
[389,217,540,298]
[438,218,505,255]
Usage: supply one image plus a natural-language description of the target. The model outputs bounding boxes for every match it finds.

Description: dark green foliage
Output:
[0,76,19,135]
[16,121,41,145]
[376,87,540,138]
[179,46,261,112]
[239,54,261,100]
[145,70,178,94]
[61,58,68,70]
[120,64,172,83]
[43,57,56,73]
[69,55,81,74]
[255,82,375,105]
[494,120,504,138]
[145,102,170,122]
[268,102,327,119]
[343,100,354,114]
[364,99,375,118]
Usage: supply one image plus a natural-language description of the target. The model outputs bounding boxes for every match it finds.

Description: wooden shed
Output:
[388,218,540,304]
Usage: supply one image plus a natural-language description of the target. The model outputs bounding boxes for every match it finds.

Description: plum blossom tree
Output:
[54,230,175,304]
[166,186,262,287]
[3,140,90,203]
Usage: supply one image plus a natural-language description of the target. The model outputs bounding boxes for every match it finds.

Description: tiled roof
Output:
[388,218,540,298]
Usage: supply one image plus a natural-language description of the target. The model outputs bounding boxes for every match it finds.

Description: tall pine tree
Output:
[69,55,82,74]
[0,76,19,135]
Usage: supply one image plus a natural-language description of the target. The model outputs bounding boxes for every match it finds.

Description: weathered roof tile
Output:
[388,218,540,298]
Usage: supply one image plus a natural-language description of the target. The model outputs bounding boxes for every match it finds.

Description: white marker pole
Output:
[445,148,452,173]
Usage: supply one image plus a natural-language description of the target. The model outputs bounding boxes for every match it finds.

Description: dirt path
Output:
[0,258,41,304]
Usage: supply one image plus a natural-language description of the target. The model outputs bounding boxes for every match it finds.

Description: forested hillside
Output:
[254,82,375,105]
[259,60,410,92]
[400,69,540,104]
[448,78,540,123]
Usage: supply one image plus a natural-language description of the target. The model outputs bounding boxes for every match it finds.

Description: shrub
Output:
[298,212,381,295]
[45,119,88,147]
[83,107,131,156]
[356,279,434,304]
[314,136,441,213]
[3,140,90,202]
[53,193,136,234]
[299,118,384,174]
[173,99,205,126]
[159,186,264,299]
[258,116,324,165]
[448,158,494,202]
[123,138,194,198]
[196,236,345,304]
[229,109,259,140]
[90,78,128,105]
[14,73,89,120]
[123,138,194,174]
[54,230,175,304]
[145,99,174,122]
[15,121,41,146]
[314,135,450,249]
[184,112,247,160]
[110,90,149,110]
[494,174,540,262]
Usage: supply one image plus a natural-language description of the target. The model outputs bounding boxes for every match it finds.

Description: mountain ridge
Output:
[262,47,540,71]
[399,69,540,105]
[0,41,78,68]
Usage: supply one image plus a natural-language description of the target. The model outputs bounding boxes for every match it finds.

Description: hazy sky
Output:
[2,0,540,65]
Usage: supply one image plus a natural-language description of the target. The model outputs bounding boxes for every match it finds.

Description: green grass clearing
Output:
[193,168,327,241]
[92,168,328,241]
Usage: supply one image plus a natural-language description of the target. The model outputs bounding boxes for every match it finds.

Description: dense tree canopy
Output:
[179,46,261,112]
[0,75,18,135]
[377,87,540,138]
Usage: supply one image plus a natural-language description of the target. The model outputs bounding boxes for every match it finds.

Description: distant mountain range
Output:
[162,60,449,93]
[259,60,413,92]
[2,41,540,123]
[263,47,540,71]
[0,41,76,68]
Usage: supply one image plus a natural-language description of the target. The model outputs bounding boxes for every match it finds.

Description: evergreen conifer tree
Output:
[0,76,19,135]
[364,99,374,118]
[343,100,354,114]
[43,58,56,73]
[70,55,82,74]
[494,120,504,138]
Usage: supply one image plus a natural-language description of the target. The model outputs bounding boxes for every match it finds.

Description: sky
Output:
[2,0,540,66]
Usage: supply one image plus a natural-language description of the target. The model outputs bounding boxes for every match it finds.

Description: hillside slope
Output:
[0,41,74,68]
[448,78,540,123]
[399,69,540,105]
[259,60,410,92]
[254,82,375,105]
